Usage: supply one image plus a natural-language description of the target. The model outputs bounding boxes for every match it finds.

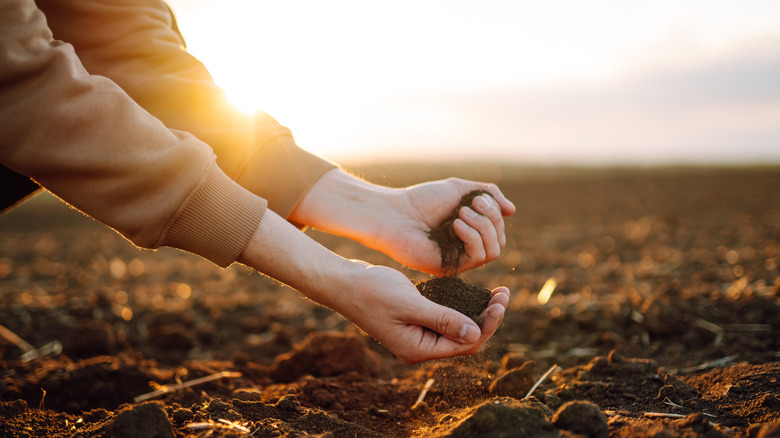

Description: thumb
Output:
[414,300,481,344]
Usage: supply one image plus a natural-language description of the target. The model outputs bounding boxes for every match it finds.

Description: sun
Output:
[167,2,374,159]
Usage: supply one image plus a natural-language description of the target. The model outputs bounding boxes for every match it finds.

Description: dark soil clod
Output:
[416,276,491,325]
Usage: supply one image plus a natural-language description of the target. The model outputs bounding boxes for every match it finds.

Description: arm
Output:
[36,0,336,218]
[289,168,517,275]
[237,210,510,363]
[0,0,264,267]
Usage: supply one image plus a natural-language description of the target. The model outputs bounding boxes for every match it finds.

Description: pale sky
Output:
[167,1,780,165]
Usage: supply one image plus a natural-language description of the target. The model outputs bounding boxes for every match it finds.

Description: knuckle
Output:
[434,312,454,336]
[482,183,498,195]
[470,212,488,226]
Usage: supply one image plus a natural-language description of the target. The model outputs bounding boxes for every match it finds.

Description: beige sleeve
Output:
[36,0,337,219]
[0,0,266,267]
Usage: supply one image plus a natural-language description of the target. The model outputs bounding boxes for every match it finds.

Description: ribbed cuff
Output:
[161,162,266,267]
[237,135,337,219]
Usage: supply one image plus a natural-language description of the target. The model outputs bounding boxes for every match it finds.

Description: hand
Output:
[377,178,516,275]
[335,264,510,363]
[237,211,511,363]
[289,170,516,275]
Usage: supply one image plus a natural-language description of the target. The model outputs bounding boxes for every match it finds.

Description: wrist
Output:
[236,209,369,312]
[289,168,399,243]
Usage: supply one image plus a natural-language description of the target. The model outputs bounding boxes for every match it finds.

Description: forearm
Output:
[289,168,399,242]
[236,210,363,314]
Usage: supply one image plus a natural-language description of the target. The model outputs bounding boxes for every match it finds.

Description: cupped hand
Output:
[336,264,510,363]
[375,178,516,275]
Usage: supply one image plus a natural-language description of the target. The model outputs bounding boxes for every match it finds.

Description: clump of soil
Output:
[269,332,388,383]
[416,276,491,325]
[428,190,491,274]
[421,191,495,325]
[552,401,609,438]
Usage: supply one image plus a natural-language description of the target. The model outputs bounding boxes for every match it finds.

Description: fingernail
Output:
[460,324,479,343]
[461,207,478,219]
[474,196,488,211]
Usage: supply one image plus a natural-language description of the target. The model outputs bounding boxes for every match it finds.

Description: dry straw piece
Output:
[410,378,435,410]
[523,364,561,400]
[134,371,242,403]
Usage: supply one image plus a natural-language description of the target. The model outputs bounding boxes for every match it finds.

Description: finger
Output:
[458,207,501,262]
[479,183,516,216]
[491,285,511,298]
[446,301,507,357]
[475,303,506,343]
[453,218,486,270]
[472,194,507,248]
[405,288,511,361]
[489,289,510,308]
[403,328,477,363]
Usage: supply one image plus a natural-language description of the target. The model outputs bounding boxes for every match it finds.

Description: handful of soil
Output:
[421,190,495,324]
[428,189,491,275]
[416,276,491,325]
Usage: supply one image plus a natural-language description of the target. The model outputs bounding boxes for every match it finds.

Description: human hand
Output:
[289,170,516,275]
[334,264,510,363]
[238,208,510,363]
[375,178,516,275]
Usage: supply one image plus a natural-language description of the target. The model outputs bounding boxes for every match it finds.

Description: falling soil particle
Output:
[416,276,491,325]
[428,189,491,274]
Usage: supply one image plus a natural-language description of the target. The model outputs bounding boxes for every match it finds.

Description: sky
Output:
[167,1,780,165]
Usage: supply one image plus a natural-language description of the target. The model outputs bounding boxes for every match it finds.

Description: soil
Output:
[415,277,491,325]
[428,190,491,274]
[1,165,780,437]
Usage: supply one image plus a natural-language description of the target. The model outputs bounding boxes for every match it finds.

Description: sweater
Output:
[0,0,336,267]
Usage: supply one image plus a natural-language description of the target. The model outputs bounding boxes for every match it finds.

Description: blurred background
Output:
[167,0,780,166]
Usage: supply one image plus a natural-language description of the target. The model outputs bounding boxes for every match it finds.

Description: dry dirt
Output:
[1,165,779,437]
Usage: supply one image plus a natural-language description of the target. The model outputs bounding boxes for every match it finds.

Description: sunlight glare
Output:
[537,278,557,305]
